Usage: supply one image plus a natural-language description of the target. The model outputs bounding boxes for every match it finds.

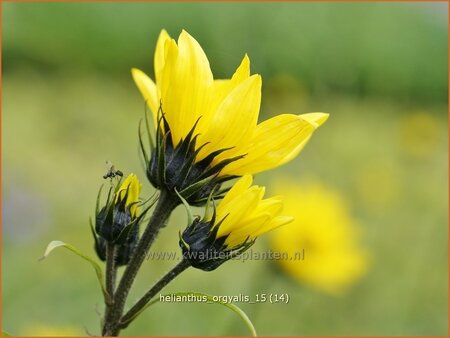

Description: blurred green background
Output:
[2,2,448,336]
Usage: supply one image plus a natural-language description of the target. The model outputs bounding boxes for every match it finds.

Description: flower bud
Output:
[179,175,293,271]
[91,174,151,266]
[95,174,142,244]
[94,222,139,266]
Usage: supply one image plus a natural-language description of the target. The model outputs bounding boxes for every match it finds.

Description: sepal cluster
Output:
[179,206,254,271]
[141,108,242,206]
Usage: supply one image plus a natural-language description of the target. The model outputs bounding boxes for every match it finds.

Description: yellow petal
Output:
[219,175,253,208]
[159,38,178,104]
[224,196,286,247]
[252,196,284,216]
[131,68,159,124]
[231,54,250,84]
[224,213,292,248]
[210,54,250,95]
[197,55,252,140]
[224,213,271,247]
[160,31,213,145]
[221,113,329,175]
[216,185,265,237]
[251,215,294,238]
[300,112,329,127]
[197,75,262,161]
[208,54,250,95]
[154,29,171,87]
[116,174,142,217]
[205,55,251,115]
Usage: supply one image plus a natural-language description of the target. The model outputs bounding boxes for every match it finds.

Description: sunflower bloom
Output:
[180,175,293,271]
[133,29,328,204]
[270,180,368,295]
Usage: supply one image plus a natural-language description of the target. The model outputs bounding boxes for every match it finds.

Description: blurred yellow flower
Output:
[23,323,81,336]
[132,29,328,176]
[355,160,400,212]
[270,181,368,295]
[398,112,441,159]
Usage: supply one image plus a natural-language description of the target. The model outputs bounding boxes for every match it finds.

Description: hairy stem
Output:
[102,190,178,336]
[102,243,117,335]
[105,243,117,298]
[119,259,191,328]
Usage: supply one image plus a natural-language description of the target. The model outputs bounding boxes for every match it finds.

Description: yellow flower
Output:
[180,175,293,271]
[132,29,328,178]
[215,175,293,247]
[270,181,368,295]
[115,173,142,217]
[23,323,81,336]
[355,160,400,212]
[398,112,442,159]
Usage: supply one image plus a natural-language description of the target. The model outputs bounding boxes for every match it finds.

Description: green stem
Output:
[119,259,191,328]
[102,190,178,336]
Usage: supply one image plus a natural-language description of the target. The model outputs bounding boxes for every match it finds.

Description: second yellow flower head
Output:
[179,175,292,271]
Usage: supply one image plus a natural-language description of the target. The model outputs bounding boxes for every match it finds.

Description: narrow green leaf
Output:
[138,119,149,165]
[174,188,193,226]
[113,176,124,194]
[105,184,114,206]
[89,217,100,250]
[144,101,155,150]
[203,189,218,221]
[95,184,104,215]
[157,132,168,184]
[39,240,109,301]
[122,291,257,336]
[179,175,215,199]
[2,330,12,336]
